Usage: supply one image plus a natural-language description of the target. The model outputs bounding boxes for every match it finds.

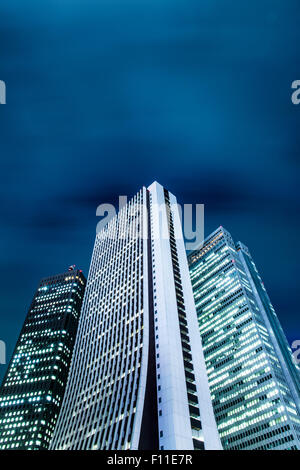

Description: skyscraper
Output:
[0,268,86,450]
[188,227,300,450]
[50,182,221,450]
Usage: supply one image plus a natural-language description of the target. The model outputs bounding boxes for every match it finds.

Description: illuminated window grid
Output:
[188,227,300,450]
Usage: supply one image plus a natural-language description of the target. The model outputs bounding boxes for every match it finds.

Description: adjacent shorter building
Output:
[188,227,300,450]
[0,268,86,450]
[50,182,221,450]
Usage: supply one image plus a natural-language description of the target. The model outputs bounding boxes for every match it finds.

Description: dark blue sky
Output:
[0,0,299,381]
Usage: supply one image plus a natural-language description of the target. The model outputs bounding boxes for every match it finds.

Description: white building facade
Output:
[50,182,221,450]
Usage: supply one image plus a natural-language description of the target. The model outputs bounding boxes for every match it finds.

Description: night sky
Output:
[0,1,299,381]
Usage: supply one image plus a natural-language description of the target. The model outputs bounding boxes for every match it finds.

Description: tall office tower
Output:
[50,182,221,451]
[188,227,300,450]
[0,268,86,450]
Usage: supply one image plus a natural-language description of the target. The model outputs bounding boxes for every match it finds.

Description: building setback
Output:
[50,182,221,450]
[0,268,86,449]
[188,227,300,450]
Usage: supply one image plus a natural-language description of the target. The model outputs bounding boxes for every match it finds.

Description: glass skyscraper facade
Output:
[50,182,221,451]
[0,268,86,450]
[188,227,300,450]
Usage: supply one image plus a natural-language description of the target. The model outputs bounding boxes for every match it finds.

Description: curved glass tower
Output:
[50,182,221,450]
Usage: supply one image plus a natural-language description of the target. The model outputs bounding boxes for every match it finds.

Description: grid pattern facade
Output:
[188,227,300,450]
[51,182,221,450]
[0,269,86,449]
[51,188,150,450]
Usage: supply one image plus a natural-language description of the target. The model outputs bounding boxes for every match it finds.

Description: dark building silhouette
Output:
[0,268,86,449]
